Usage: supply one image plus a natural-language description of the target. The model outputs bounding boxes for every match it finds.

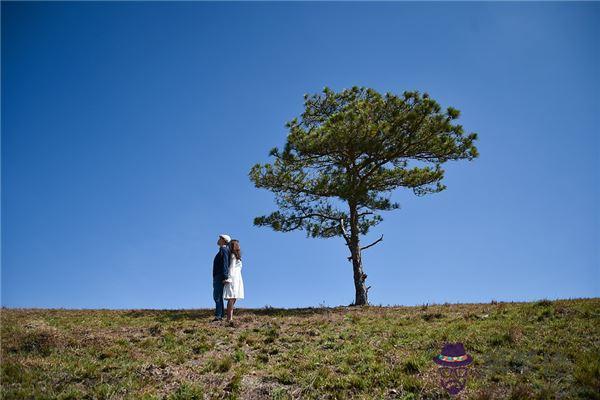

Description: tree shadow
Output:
[122,309,213,322]
[122,306,350,322]
[248,306,340,318]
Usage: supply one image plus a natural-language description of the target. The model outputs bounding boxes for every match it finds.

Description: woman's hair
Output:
[229,239,242,261]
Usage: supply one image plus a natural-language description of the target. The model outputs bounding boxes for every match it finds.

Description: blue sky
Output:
[2,2,598,309]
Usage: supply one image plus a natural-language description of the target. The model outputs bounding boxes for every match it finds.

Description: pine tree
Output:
[249,86,479,305]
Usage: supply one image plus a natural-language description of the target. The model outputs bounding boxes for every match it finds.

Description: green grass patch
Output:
[1,298,598,399]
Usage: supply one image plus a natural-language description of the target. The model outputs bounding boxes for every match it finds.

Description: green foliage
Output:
[249,86,479,239]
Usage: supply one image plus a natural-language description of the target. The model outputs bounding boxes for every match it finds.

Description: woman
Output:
[223,239,244,325]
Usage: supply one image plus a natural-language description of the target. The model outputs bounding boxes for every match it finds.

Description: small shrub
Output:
[97,349,115,360]
[225,372,243,394]
[263,325,279,344]
[537,308,554,321]
[18,330,57,356]
[402,359,422,375]
[216,356,233,372]
[167,383,204,400]
[488,332,511,347]
[233,348,246,362]
[347,374,367,389]
[508,325,524,343]
[345,352,361,366]
[148,324,161,336]
[205,355,233,373]
[534,299,553,307]
[274,368,294,385]
[237,331,250,344]
[191,343,208,355]
[401,375,422,393]
[508,356,525,374]
[93,383,119,399]
[1,362,26,384]
[421,313,443,322]
[509,382,534,399]
[344,313,360,324]
[271,388,291,400]
[534,387,558,400]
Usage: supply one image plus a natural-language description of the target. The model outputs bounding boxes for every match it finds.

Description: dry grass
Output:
[1,298,599,399]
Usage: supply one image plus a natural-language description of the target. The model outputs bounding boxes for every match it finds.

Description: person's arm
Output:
[222,247,230,280]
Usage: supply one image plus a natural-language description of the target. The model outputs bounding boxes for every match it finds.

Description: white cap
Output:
[219,234,231,243]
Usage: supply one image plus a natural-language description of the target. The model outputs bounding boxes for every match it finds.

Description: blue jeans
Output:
[213,278,224,319]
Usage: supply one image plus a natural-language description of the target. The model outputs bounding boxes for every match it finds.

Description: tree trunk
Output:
[349,241,368,305]
[349,202,369,305]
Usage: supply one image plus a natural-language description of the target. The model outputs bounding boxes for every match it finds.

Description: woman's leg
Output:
[230,298,237,320]
[226,299,235,321]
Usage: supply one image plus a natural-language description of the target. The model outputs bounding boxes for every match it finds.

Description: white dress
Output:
[223,254,244,299]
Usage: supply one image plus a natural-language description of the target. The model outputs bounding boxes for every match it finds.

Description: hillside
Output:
[1,298,599,399]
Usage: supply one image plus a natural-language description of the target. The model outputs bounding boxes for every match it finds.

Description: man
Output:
[212,234,231,321]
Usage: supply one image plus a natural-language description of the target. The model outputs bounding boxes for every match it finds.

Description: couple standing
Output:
[212,234,244,325]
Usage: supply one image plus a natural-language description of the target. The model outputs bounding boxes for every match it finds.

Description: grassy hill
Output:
[1,298,599,399]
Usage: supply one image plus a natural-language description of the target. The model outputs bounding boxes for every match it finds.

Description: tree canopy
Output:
[249,86,479,304]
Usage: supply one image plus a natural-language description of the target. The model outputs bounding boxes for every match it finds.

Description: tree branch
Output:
[339,218,350,244]
[360,235,384,251]
[346,234,384,261]
[294,212,342,222]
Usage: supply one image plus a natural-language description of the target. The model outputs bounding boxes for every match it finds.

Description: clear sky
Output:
[2,2,598,309]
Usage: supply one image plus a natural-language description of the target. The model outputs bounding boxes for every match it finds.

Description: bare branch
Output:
[360,235,384,251]
[339,218,350,244]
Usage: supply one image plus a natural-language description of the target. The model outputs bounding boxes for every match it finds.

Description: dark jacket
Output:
[212,245,230,280]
